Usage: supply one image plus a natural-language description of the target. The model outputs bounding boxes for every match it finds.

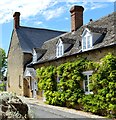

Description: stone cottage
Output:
[7,13,65,97]
[7,5,116,98]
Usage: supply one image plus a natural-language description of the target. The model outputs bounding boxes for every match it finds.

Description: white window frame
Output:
[56,39,64,58]
[57,76,60,83]
[83,71,93,95]
[82,28,93,51]
[33,49,37,63]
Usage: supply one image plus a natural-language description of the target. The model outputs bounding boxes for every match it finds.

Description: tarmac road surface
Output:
[28,103,87,119]
[19,97,108,120]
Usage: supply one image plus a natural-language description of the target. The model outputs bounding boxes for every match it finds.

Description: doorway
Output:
[23,78,30,97]
[31,79,37,98]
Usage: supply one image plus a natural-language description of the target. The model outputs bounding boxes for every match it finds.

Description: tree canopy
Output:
[0,48,7,80]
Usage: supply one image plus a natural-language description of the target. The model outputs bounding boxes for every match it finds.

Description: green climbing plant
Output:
[78,53,116,118]
[36,53,116,118]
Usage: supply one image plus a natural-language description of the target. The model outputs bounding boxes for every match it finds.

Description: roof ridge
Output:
[86,11,115,26]
[19,26,67,33]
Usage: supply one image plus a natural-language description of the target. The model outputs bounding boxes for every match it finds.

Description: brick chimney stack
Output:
[13,12,20,29]
[70,6,84,32]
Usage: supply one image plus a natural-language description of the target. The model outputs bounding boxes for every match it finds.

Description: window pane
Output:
[83,37,86,49]
[84,75,88,92]
[85,79,88,92]
[83,72,93,94]
[89,75,92,80]
[57,45,63,57]
[33,54,37,62]
[87,36,91,48]
[84,75,87,80]
[57,46,59,56]
[59,46,62,56]
[19,75,21,88]
[8,76,10,87]
[89,75,92,92]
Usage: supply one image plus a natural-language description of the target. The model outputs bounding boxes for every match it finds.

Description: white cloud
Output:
[34,21,43,25]
[0,0,114,24]
[60,0,115,2]
[91,3,108,10]
[65,17,69,20]
[43,7,65,20]
[0,0,56,24]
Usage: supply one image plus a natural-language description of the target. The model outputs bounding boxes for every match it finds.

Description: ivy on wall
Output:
[78,53,116,118]
[36,53,116,118]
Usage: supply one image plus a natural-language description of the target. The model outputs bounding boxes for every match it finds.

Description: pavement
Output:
[19,96,109,119]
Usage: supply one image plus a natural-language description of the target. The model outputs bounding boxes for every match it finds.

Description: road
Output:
[28,103,88,119]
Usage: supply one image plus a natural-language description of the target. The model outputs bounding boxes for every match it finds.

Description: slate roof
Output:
[34,48,47,60]
[32,12,116,65]
[86,25,107,33]
[34,48,47,54]
[60,37,76,44]
[16,26,66,53]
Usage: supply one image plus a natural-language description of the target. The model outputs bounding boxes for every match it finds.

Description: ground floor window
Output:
[57,76,60,83]
[83,71,93,94]
[19,75,21,88]
[8,76,10,87]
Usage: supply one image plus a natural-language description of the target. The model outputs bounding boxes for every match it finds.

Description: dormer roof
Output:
[33,48,47,54]
[86,26,107,34]
[60,37,76,44]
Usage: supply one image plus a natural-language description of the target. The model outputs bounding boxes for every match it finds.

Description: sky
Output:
[0,0,115,54]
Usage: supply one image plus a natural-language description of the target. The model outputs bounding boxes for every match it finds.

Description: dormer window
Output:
[32,48,47,64]
[82,27,105,51]
[56,37,75,58]
[56,38,64,58]
[33,49,37,63]
[82,35,92,50]
[57,45,63,56]
[82,28,92,51]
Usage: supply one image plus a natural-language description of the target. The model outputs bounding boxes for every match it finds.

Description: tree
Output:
[0,48,7,80]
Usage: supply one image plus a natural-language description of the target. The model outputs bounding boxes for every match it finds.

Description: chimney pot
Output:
[70,5,84,32]
[90,19,93,22]
[13,12,20,29]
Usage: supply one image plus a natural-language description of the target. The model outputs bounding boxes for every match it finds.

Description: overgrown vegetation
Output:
[0,82,6,91]
[78,53,116,118]
[0,48,7,80]
[36,53,116,118]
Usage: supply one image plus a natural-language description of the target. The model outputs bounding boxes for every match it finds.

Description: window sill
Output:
[85,92,93,95]
[56,55,63,58]
[82,47,93,52]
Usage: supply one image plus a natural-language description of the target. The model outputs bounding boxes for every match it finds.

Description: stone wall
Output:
[7,30,24,96]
